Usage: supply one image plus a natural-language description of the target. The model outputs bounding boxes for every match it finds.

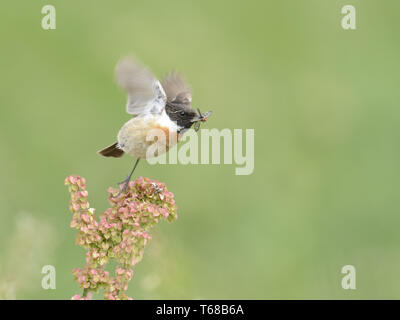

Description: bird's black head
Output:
[165,92,198,131]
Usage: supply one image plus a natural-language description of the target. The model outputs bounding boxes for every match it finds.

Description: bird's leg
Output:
[114,158,140,197]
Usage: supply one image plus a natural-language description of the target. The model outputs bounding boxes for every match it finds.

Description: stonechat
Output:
[98,57,211,196]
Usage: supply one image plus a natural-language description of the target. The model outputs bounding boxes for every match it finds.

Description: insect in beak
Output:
[192,108,212,131]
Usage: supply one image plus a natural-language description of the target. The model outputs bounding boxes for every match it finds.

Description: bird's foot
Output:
[113,176,131,197]
[117,174,131,185]
[113,159,140,198]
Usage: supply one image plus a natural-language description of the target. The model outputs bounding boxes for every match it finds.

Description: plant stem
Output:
[83,288,89,297]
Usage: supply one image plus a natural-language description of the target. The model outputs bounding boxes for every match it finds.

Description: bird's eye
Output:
[180,111,185,116]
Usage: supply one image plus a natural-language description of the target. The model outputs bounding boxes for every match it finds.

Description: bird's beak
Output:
[191,108,212,126]
[191,115,206,122]
[191,108,208,122]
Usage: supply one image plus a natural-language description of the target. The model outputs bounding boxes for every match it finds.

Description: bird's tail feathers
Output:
[98,142,124,158]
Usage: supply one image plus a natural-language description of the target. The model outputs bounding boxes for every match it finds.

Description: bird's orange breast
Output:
[117,116,180,159]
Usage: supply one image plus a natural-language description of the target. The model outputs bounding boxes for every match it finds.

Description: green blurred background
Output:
[1,0,400,299]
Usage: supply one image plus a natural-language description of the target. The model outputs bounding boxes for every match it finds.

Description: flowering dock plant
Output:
[64,175,178,300]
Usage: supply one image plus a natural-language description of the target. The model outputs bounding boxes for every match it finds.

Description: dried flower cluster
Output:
[65,175,178,300]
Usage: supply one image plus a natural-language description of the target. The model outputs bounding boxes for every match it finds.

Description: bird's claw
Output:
[113,158,140,198]
[113,178,130,197]
[117,175,130,185]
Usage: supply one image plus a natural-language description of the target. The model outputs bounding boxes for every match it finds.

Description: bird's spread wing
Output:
[115,57,166,116]
[161,71,192,103]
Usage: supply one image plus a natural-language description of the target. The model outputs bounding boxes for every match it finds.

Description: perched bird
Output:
[98,57,211,196]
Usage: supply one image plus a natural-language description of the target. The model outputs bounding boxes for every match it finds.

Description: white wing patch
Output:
[146,80,167,115]
[115,57,167,116]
